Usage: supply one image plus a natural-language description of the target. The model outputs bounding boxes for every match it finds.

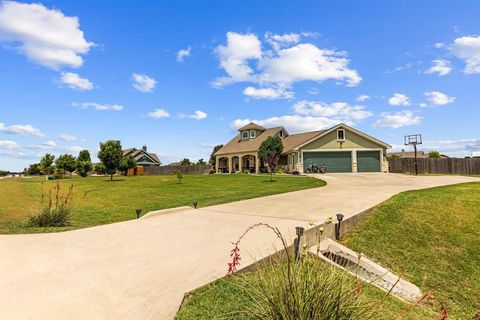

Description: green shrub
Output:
[275,168,285,174]
[175,168,183,183]
[28,181,77,227]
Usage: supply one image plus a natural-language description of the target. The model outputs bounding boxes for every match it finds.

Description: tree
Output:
[428,151,441,158]
[119,156,137,175]
[38,154,55,175]
[25,163,40,175]
[174,167,183,184]
[55,154,76,176]
[258,136,284,182]
[180,158,192,166]
[97,140,123,181]
[196,158,207,166]
[94,163,106,175]
[76,150,93,177]
[209,144,223,168]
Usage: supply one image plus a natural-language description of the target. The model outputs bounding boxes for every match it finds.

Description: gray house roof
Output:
[123,147,161,165]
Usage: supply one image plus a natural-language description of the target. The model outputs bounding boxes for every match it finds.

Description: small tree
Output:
[428,150,441,158]
[196,158,207,166]
[258,136,284,182]
[97,140,123,181]
[55,154,76,176]
[180,158,192,166]
[94,163,106,175]
[209,144,223,168]
[76,150,93,177]
[25,163,40,175]
[38,154,55,176]
[174,168,183,184]
[119,156,137,175]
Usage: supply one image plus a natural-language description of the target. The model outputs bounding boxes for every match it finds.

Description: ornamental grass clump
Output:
[28,181,84,227]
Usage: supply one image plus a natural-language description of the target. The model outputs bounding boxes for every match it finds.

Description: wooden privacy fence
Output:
[143,165,211,175]
[388,158,480,175]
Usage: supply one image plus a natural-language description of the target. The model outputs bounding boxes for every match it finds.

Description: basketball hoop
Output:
[404,134,422,175]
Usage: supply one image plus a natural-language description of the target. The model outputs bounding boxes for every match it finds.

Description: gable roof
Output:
[123,148,160,164]
[238,122,266,131]
[214,127,283,156]
[282,130,325,153]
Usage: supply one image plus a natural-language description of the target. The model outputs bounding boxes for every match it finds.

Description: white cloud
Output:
[231,115,343,133]
[0,122,44,137]
[179,110,208,120]
[450,35,480,74]
[242,86,294,100]
[0,140,19,149]
[148,108,170,119]
[374,111,421,129]
[132,73,157,93]
[176,46,191,62]
[292,100,373,121]
[424,91,455,105]
[356,94,370,102]
[43,140,56,147]
[0,1,93,69]
[60,72,93,90]
[67,146,83,152]
[425,59,452,76]
[390,138,480,158]
[213,32,361,89]
[59,134,77,141]
[434,42,444,48]
[72,102,124,111]
[388,93,411,106]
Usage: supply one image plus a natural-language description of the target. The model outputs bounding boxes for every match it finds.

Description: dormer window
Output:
[242,131,249,139]
[279,130,283,138]
[337,129,345,141]
[250,130,256,139]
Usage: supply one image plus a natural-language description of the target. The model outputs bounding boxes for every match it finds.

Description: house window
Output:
[337,129,345,141]
[279,130,283,138]
[250,130,256,138]
[242,131,249,139]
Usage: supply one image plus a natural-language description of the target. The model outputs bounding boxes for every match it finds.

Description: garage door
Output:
[303,152,352,173]
[357,151,381,172]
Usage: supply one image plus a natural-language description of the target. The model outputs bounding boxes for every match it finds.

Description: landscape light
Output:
[192,200,198,209]
[335,213,345,240]
[336,213,344,222]
[294,226,305,260]
[136,208,142,219]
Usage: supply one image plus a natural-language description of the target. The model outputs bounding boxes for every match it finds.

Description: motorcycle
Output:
[305,163,327,174]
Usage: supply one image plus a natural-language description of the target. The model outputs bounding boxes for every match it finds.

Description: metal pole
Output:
[414,144,418,176]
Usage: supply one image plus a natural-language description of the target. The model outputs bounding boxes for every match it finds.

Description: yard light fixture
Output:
[335,213,345,240]
[294,226,305,260]
[192,200,198,209]
[136,208,142,219]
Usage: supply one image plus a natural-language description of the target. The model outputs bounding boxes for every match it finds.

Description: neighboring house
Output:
[214,122,391,174]
[123,146,161,167]
[387,150,430,159]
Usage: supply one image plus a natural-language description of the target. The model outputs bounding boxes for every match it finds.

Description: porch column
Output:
[255,154,260,174]
[228,157,233,173]
[215,156,220,173]
[352,150,358,173]
[238,155,243,173]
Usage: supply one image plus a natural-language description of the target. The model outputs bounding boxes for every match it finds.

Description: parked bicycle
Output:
[305,163,327,174]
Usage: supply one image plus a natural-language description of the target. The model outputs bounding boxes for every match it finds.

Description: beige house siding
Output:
[301,129,383,150]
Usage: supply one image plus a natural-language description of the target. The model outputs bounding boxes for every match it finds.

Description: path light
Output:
[294,226,305,260]
[335,213,345,240]
[192,200,198,209]
[136,208,142,219]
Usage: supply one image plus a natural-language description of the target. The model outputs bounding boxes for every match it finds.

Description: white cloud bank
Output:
[243,86,294,100]
[72,102,124,111]
[213,32,361,99]
[374,110,421,129]
[132,73,157,93]
[231,100,372,133]
[424,91,455,105]
[0,1,93,69]
[425,59,452,76]
[60,72,93,90]
[388,93,411,106]
[450,35,480,74]
[176,46,191,62]
[148,108,170,119]
[0,122,44,137]
[0,140,19,149]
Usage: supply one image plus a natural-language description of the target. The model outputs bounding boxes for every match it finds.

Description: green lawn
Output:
[176,182,480,320]
[343,182,480,319]
[0,174,325,234]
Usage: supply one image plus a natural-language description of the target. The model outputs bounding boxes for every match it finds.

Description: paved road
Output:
[1,173,478,319]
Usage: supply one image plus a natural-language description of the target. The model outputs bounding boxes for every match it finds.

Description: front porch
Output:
[215,153,266,174]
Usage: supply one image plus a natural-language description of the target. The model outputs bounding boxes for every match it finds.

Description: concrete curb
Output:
[139,206,192,219]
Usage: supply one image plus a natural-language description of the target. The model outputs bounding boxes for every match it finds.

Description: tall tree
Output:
[258,136,284,182]
[25,163,40,175]
[97,140,123,181]
[196,158,207,166]
[38,154,55,175]
[209,144,223,168]
[76,150,93,177]
[55,154,76,175]
[179,158,192,166]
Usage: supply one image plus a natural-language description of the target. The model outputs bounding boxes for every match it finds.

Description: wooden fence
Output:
[143,165,211,175]
[388,158,480,175]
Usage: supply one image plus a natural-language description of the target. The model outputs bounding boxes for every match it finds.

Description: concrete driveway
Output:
[1,173,478,320]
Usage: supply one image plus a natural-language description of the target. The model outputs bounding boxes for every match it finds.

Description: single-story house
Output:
[214,122,391,174]
[123,146,161,167]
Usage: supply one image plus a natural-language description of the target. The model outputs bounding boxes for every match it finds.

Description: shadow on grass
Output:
[102,179,126,182]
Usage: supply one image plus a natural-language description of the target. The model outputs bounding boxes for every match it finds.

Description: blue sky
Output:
[1,0,480,171]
